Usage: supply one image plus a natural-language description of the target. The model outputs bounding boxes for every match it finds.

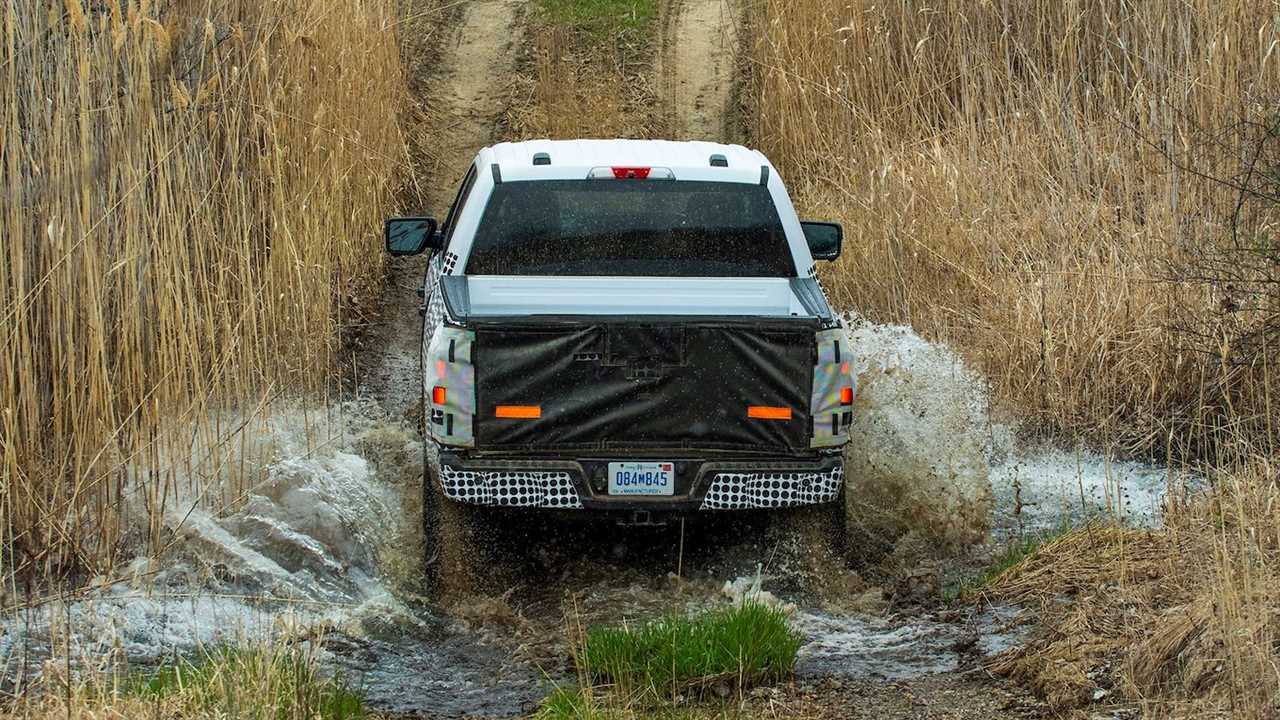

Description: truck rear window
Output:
[464,180,795,277]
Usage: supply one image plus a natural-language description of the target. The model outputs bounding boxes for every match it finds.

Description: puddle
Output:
[793,605,1025,680]
[323,631,545,717]
[719,569,1028,682]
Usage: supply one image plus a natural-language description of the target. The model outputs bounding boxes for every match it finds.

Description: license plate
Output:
[608,461,675,496]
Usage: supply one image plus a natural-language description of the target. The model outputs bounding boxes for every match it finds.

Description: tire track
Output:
[664,0,741,140]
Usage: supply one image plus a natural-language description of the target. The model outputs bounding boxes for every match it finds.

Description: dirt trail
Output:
[665,0,740,140]
[357,3,1051,718]
[363,0,524,418]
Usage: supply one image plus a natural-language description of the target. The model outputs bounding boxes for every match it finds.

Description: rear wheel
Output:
[765,482,849,597]
[422,462,489,598]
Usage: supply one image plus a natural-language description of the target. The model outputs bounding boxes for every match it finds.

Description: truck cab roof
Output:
[481,139,773,184]
[425,138,832,320]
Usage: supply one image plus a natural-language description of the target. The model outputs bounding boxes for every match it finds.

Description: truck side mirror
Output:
[801,221,842,261]
[385,217,441,256]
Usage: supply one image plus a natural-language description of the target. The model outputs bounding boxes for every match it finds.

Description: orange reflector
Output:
[840,387,853,405]
[495,405,541,419]
[432,386,447,405]
[841,361,850,375]
[748,405,792,420]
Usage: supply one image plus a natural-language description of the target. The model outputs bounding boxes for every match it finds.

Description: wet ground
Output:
[0,344,1191,717]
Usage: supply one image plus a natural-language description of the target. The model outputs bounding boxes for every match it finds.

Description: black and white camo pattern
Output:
[423,254,446,340]
[700,465,843,510]
[440,466,584,509]
[421,253,446,414]
[420,253,448,472]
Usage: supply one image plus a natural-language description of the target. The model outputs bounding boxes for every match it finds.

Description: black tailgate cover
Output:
[473,319,816,453]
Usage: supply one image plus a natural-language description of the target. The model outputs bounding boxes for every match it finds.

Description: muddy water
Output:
[0,403,546,717]
[0,321,1189,717]
[794,604,1026,680]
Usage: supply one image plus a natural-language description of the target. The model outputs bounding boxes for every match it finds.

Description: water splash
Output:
[841,316,1187,547]
[1,320,1192,717]
[0,401,543,717]
[988,427,1184,538]
[842,317,994,552]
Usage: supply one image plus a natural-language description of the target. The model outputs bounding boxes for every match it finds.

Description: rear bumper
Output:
[436,451,843,512]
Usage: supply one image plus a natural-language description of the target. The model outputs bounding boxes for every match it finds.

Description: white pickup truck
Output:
[387,139,855,537]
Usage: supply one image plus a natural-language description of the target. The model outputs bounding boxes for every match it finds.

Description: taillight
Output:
[748,405,792,421]
[810,328,856,448]
[495,405,541,419]
[612,166,650,179]
[587,166,676,180]
[426,326,475,447]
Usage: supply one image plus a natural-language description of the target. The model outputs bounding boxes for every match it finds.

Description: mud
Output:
[0,314,1177,716]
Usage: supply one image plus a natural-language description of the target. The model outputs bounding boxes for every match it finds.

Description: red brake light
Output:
[840,387,853,405]
[432,386,447,405]
[611,167,651,179]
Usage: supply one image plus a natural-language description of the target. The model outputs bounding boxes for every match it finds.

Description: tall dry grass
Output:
[1,0,405,584]
[748,0,1279,457]
[988,461,1280,717]
[747,1,1280,715]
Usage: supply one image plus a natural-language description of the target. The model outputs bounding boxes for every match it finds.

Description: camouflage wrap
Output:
[810,327,855,448]
[426,325,476,447]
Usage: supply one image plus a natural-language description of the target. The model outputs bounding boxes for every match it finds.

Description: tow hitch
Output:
[616,510,668,528]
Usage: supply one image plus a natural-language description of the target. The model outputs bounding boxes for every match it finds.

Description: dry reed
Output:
[1,0,407,583]
[744,1,1280,714]
[747,0,1279,456]
[987,465,1279,718]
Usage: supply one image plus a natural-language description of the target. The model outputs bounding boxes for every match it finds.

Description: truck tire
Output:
[422,462,487,598]
[766,482,849,596]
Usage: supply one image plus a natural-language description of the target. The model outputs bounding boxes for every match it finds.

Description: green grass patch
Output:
[577,601,802,700]
[943,524,1074,602]
[534,687,609,720]
[127,647,367,720]
[536,0,657,35]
